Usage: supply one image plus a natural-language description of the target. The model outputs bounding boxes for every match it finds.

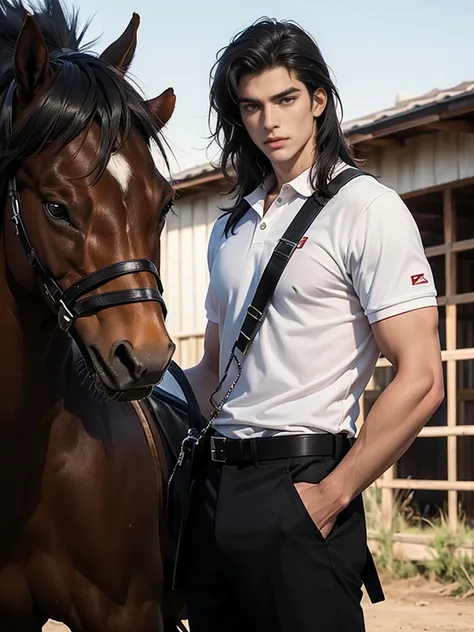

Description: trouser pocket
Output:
[283,455,370,579]
[281,455,330,542]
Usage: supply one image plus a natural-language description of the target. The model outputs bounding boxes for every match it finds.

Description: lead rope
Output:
[168,347,242,487]
[179,344,242,447]
[208,344,242,424]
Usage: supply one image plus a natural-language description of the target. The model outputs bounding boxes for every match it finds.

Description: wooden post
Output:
[382,466,395,531]
[444,188,458,533]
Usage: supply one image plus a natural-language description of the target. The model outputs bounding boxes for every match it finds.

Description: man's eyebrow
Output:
[237,87,302,104]
[270,87,302,100]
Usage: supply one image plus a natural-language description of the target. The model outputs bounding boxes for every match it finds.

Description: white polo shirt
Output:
[204,162,437,439]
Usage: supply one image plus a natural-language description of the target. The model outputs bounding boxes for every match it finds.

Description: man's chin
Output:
[262,148,293,164]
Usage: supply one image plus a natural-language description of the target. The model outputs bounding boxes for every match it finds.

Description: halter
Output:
[5,81,167,334]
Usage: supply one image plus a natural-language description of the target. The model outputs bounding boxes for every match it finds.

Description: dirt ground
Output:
[43,575,474,631]
[364,575,474,631]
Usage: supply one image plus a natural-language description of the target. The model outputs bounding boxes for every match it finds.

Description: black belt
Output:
[209,433,351,464]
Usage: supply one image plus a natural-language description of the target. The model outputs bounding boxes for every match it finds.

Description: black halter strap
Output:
[5,80,167,333]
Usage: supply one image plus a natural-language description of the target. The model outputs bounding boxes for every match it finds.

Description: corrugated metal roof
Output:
[172,80,474,182]
[343,80,474,132]
[170,162,218,182]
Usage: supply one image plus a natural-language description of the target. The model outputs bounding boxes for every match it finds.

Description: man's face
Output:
[237,66,326,171]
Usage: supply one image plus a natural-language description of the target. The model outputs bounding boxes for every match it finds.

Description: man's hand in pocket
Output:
[294,482,340,539]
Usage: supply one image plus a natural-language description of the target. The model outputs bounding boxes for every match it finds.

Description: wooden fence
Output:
[171,181,474,535]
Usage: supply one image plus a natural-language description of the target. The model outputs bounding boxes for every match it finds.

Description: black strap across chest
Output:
[234,167,366,355]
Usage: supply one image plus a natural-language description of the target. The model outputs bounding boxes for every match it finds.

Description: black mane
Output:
[0,0,167,187]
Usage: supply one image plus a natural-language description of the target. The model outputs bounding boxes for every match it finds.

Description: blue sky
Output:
[61,0,473,174]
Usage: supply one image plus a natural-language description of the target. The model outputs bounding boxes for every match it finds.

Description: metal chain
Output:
[207,346,243,426]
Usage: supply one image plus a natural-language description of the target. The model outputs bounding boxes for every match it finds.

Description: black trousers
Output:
[184,446,376,632]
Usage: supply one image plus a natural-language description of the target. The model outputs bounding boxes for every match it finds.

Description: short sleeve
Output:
[204,286,219,323]
[347,191,437,324]
[204,217,225,324]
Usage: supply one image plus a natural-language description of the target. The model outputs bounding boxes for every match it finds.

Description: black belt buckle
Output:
[210,436,227,463]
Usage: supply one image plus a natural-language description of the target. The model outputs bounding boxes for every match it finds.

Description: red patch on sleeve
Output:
[411,273,429,286]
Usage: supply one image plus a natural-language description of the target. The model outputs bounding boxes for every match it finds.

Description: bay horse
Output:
[0,1,183,630]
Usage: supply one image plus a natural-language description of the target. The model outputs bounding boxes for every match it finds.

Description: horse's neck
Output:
[0,245,69,427]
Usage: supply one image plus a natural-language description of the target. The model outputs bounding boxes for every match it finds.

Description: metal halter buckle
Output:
[9,190,20,236]
[58,300,75,332]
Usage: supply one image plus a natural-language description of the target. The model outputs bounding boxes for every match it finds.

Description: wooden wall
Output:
[166,131,474,368]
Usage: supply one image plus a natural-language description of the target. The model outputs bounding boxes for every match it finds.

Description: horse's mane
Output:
[0,0,168,187]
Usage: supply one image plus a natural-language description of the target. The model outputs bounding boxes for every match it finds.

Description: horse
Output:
[0,1,183,630]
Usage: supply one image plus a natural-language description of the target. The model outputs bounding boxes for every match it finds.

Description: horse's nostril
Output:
[113,340,146,381]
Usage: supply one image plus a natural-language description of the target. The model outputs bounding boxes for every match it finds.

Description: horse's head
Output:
[1,3,177,401]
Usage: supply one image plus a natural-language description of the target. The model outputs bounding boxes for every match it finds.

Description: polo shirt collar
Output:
[244,169,312,218]
[244,160,348,218]
[288,167,313,198]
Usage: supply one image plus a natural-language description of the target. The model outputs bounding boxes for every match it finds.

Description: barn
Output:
[162,81,474,544]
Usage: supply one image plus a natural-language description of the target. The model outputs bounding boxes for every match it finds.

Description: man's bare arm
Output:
[184,321,220,420]
[299,306,444,536]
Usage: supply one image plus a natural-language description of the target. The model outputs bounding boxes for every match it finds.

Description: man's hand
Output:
[294,482,340,539]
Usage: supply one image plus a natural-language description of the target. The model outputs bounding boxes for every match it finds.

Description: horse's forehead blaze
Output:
[106,153,132,194]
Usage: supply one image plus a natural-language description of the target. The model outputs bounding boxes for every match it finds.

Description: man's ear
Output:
[312,87,327,118]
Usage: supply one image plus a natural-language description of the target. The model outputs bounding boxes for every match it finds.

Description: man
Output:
[183,18,444,632]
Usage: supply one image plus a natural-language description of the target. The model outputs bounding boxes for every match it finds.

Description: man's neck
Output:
[270,151,315,193]
[263,159,311,214]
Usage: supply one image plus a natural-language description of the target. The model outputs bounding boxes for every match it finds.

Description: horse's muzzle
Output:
[87,338,175,400]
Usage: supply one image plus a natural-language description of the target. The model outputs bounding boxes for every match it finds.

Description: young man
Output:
[183,18,444,632]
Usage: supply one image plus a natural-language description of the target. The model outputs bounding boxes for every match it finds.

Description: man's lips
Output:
[264,138,288,148]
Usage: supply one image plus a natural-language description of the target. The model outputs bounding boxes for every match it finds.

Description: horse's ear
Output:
[14,13,52,104]
[99,13,140,74]
[147,88,176,128]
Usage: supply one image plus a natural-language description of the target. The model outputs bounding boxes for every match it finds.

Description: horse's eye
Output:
[163,200,173,217]
[158,200,173,227]
[43,201,70,223]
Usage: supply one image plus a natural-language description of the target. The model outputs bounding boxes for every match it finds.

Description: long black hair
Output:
[0,0,168,212]
[209,18,356,235]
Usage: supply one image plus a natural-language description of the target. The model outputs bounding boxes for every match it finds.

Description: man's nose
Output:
[262,104,280,131]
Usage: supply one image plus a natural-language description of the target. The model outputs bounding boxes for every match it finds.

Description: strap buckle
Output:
[275,237,298,259]
[247,304,263,322]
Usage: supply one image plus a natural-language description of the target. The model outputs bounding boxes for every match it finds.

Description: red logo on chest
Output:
[411,273,429,286]
[297,237,308,249]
